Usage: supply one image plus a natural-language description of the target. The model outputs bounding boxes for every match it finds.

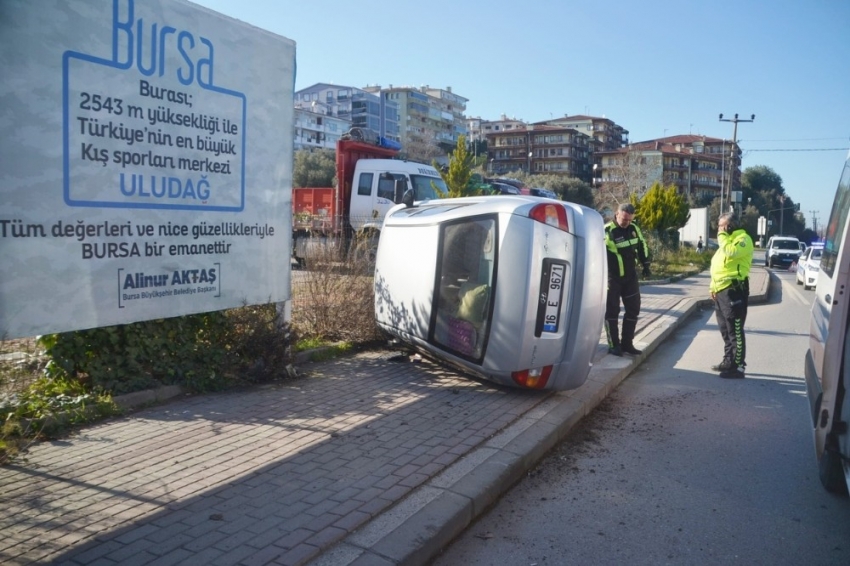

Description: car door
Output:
[807,154,850,493]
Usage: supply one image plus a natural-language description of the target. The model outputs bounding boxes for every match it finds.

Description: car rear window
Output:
[432,217,496,360]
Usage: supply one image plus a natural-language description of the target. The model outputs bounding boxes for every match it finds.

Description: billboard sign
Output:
[0,0,295,339]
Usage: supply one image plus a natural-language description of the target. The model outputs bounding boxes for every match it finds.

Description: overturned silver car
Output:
[374,195,606,390]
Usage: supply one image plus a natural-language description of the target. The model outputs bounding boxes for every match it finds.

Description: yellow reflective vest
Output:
[604,221,650,278]
[709,229,754,293]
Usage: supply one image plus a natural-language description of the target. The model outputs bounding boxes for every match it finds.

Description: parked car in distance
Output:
[529,187,558,199]
[765,235,802,268]
[490,177,527,191]
[374,195,606,391]
[796,243,824,290]
[805,152,850,495]
[487,182,522,195]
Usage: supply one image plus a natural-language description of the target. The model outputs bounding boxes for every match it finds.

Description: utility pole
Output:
[718,113,755,215]
[810,210,819,236]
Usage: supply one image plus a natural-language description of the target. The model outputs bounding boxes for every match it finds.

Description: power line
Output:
[743,137,848,142]
[746,148,849,152]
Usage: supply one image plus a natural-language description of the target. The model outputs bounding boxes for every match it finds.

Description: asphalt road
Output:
[433,270,850,566]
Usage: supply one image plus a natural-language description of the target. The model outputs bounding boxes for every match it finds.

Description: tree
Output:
[439,134,474,197]
[632,182,690,245]
[529,174,594,207]
[740,165,804,238]
[596,147,663,213]
[402,131,445,163]
[293,149,336,188]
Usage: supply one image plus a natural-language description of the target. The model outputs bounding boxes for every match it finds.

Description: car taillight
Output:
[511,365,553,389]
[529,203,568,232]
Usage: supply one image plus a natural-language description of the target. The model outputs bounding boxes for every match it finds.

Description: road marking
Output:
[781,276,809,306]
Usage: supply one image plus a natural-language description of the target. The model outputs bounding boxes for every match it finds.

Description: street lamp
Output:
[593,163,598,188]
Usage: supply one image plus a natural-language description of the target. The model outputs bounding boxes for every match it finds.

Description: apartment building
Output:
[486,124,593,180]
[367,85,468,151]
[292,106,350,151]
[467,114,527,143]
[595,135,740,201]
[538,114,629,152]
[294,83,400,146]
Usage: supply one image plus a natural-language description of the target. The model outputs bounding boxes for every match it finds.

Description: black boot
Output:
[605,319,621,356]
[621,318,642,355]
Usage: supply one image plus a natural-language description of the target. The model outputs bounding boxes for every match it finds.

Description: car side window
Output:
[821,161,850,277]
[377,175,395,200]
[357,173,373,196]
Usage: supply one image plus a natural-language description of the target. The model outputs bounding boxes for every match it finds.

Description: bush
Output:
[38,305,295,396]
[642,231,712,279]
[290,235,382,344]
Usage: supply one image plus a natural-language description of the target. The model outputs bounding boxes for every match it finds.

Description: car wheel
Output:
[819,447,849,495]
[797,275,803,285]
[804,284,811,291]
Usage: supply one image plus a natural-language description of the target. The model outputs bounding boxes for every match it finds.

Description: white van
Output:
[805,151,850,494]
[374,195,606,391]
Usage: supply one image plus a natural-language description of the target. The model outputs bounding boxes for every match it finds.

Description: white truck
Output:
[292,130,449,265]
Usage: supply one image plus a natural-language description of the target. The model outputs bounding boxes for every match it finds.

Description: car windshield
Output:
[773,240,800,250]
[411,175,448,200]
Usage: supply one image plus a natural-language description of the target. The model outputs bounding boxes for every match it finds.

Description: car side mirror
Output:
[402,188,415,208]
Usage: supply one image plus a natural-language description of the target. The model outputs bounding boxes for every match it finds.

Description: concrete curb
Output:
[112,384,184,409]
[312,270,771,565]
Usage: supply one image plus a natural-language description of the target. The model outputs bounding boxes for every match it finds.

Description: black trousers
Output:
[605,274,640,348]
[714,280,749,368]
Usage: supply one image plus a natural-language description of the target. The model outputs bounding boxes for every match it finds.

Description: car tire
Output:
[819,447,849,495]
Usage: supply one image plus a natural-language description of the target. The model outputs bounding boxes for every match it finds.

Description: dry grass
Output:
[289,236,382,344]
[0,337,46,396]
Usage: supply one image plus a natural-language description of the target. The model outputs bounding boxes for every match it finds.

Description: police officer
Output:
[604,203,651,356]
[709,212,754,378]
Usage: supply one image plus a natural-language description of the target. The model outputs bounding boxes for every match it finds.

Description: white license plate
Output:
[541,262,565,333]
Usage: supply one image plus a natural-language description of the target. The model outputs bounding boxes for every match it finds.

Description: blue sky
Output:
[193,0,850,231]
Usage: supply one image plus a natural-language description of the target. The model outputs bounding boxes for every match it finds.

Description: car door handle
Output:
[825,294,832,304]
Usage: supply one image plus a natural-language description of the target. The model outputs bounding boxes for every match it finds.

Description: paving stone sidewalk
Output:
[0,269,770,566]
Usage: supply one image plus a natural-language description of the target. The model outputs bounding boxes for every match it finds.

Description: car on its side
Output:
[805,152,850,495]
[796,243,824,290]
[765,235,802,268]
[374,195,606,391]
